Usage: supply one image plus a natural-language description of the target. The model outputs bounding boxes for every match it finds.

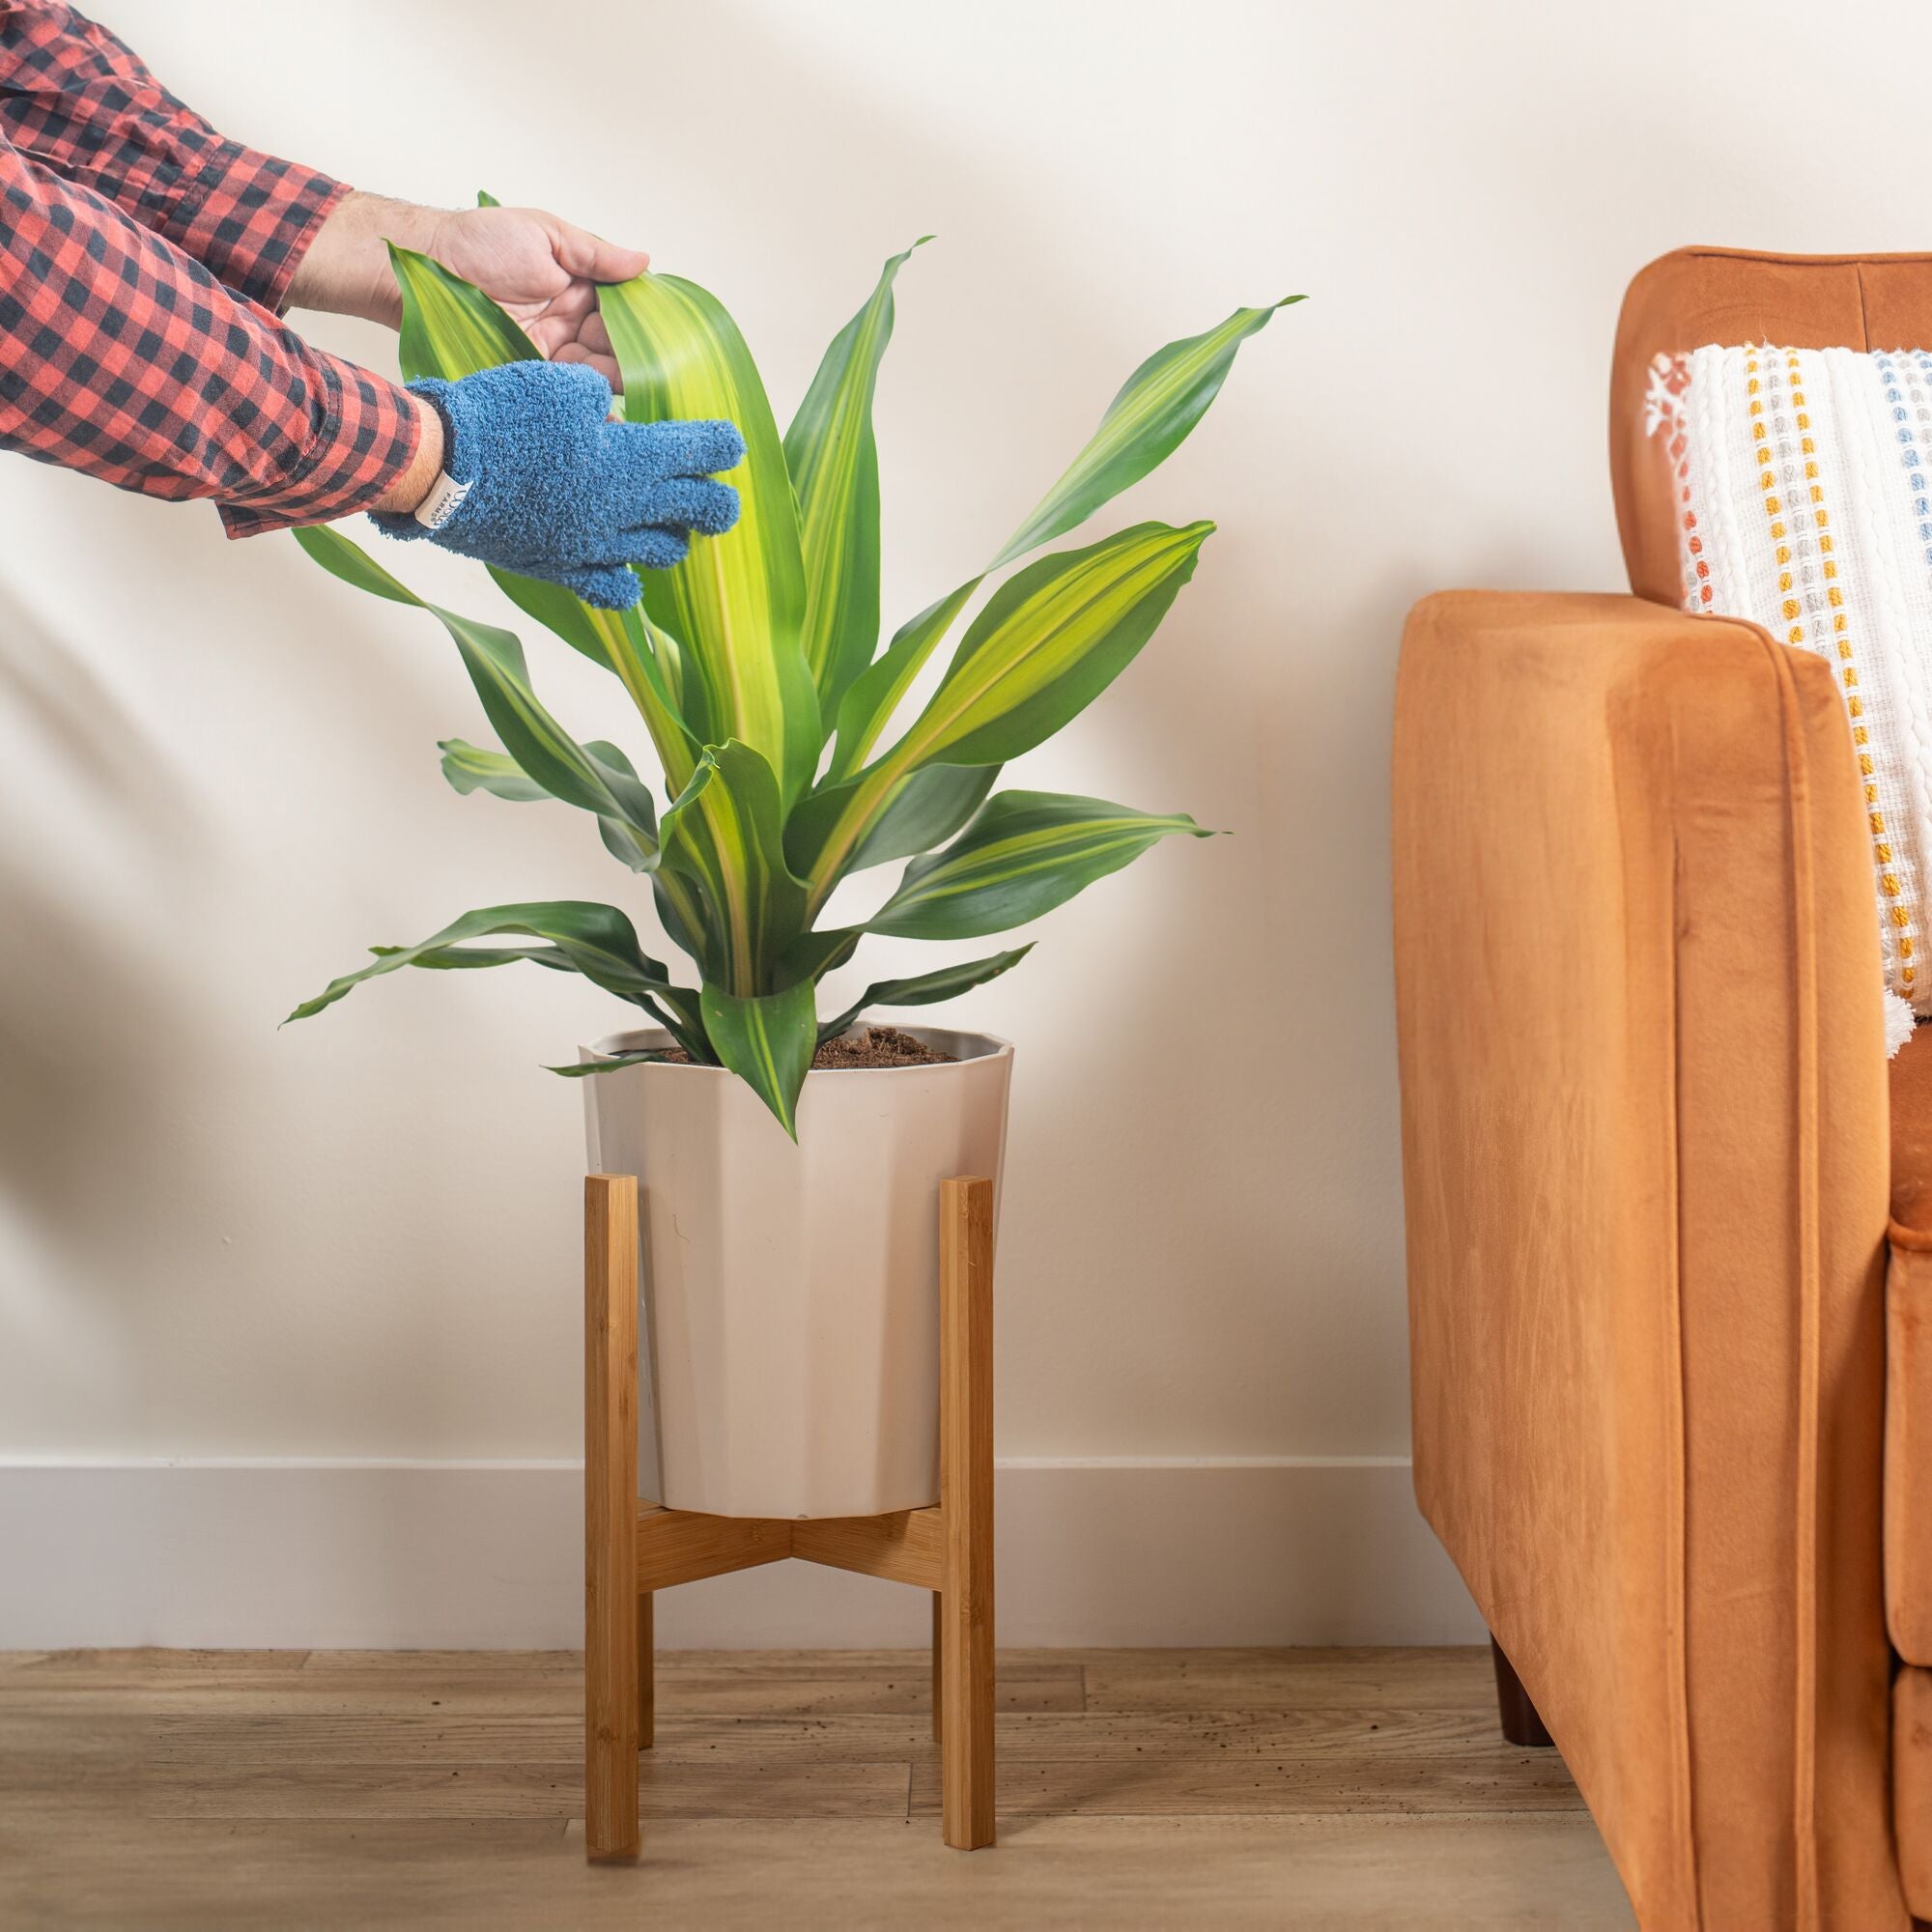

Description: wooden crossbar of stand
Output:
[583,1172,996,1861]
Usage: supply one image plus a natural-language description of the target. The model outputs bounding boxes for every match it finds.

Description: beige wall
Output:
[3,0,1922,1628]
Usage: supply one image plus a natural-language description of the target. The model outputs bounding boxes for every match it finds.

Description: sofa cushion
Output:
[1893,1666,1932,1916]
[1890,1027,1932,1662]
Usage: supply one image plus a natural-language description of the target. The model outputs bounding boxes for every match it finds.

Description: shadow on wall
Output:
[0,0,1429,1477]
[0,571,218,1438]
[0,575,210,1231]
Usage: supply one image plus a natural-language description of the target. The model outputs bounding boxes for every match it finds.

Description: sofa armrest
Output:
[1393,592,1899,1930]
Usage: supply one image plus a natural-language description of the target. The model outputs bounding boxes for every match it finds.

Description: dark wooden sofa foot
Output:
[1491,1636,1554,1747]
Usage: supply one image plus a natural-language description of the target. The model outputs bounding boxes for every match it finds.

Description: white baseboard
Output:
[0,1458,1482,1650]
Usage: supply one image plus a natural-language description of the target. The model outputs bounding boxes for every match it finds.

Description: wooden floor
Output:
[1,1645,1633,1929]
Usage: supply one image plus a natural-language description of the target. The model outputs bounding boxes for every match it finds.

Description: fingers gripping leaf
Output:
[384,244,709,781]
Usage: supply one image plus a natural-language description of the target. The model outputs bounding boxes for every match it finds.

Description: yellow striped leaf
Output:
[389,243,542,382]
[828,582,976,780]
[802,524,1208,902]
[785,239,929,719]
[910,522,1211,766]
[991,298,1300,567]
[599,272,820,804]
[828,298,1293,773]
[385,246,711,789]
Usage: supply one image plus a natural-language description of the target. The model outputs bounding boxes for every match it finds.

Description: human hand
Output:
[370,360,743,609]
[290,193,646,389]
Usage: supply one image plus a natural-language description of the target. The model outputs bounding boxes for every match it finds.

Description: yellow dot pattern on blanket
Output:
[1650,342,1931,1016]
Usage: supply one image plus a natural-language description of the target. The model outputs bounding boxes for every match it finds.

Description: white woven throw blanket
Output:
[1648,344,1932,1052]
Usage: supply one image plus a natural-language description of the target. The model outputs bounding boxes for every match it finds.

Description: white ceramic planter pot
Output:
[581,1025,1013,1520]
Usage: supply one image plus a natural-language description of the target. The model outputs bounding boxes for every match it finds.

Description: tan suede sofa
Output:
[1393,248,1932,1930]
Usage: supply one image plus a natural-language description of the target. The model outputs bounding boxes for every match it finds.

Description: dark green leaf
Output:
[817,945,1032,1043]
[868,790,1215,939]
[699,980,818,1138]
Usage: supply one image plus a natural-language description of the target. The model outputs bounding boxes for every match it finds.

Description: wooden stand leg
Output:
[585,1175,640,1860]
[638,1593,655,1751]
[930,1592,943,1745]
[939,1177,995,1849]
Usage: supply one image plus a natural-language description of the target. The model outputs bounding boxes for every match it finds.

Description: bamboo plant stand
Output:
[583,1171,996,1861]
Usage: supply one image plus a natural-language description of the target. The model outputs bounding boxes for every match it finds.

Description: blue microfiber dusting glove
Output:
[371,360,744,610]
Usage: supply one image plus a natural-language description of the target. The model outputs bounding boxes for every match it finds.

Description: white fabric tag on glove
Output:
[412,470,472,531]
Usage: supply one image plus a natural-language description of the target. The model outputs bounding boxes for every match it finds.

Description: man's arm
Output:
[0,141,433,530]
[0,0,348,314]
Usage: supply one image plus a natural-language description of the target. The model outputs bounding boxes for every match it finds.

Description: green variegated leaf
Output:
[476,578,711,792]
[787,762,1001,879]
[439,739,549,802]
[294,526,659,869]
[288,246,1280,1118]
[373,940,574,972]
[802,524,1209,904]
[850,763,1001,871]
[440,736,668,880]
[294,521,418,604]
[483,569,615,671]
[990,298,1300,568]
[817,945,1032,1043]
[828,582,976,780]
[598,273,819,803]
[546,1049,682,1077]
[867,791,1215,939]
[699,979,817,1137]
[785,239,929,718]
[659,741,808,994]
[778,925,863,988]
[389,242,542,383]
[286,901,690,1023]
[829,298,1293,774]
[908,523,1210,767]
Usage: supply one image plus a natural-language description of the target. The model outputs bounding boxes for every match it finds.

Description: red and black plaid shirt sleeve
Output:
[0,1,419,534]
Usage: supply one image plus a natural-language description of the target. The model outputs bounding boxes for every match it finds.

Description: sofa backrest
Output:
[1611,247,1932,604]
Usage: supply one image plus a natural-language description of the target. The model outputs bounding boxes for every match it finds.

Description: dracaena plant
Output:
[288,221,1296,1133]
